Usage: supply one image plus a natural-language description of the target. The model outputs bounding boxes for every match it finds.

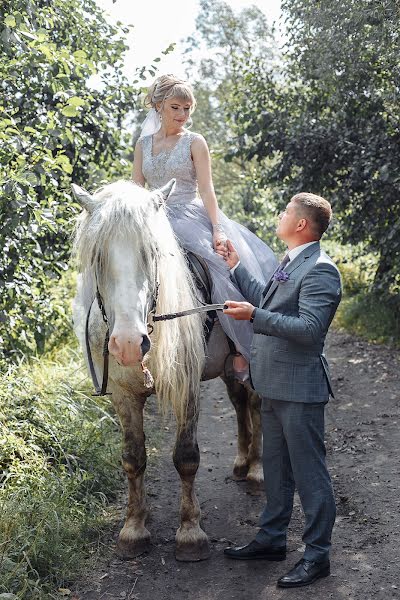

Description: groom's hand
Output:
[223,300,255,320]
[225,239,240,269]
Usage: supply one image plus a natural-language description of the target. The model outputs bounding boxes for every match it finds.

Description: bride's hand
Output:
[213,231,228,258]
[212,223,227,258]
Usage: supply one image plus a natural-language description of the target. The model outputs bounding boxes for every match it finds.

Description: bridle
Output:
[85,257,222,397]
[85,259,160,396]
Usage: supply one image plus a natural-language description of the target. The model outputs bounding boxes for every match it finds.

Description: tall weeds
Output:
[0,344,122,598]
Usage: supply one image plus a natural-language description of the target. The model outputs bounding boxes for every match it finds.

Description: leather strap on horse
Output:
[85,259,160,397]
[85,294,111,396]
[85,251,222,395]
[152,303,226,321]
[153,251,220,343]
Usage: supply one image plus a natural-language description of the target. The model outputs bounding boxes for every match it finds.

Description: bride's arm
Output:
[132,140,146,186]
[192,135,227,257]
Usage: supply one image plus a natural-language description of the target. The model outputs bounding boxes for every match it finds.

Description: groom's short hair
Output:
[291,193,332,238]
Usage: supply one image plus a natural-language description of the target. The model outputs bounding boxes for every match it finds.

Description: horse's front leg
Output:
[112,390,151,559]
[173,396,210,562]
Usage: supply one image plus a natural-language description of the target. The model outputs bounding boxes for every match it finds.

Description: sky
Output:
[94,0,283,84]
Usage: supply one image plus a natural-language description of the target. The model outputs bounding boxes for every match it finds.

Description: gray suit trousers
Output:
[255,398,336,562]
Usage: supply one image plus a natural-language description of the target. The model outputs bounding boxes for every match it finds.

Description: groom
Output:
[222,193,341,588]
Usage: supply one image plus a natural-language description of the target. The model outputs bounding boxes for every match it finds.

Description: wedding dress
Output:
[140,131,278,361]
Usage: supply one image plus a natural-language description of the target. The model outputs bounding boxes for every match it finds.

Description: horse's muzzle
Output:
[108,331,151,366]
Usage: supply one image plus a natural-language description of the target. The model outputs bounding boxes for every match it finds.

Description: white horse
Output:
[72,180,262,562]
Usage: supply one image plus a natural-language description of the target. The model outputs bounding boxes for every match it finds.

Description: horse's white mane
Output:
[74,180,205,426]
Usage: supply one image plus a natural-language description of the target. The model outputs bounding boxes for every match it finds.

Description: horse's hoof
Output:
[116,528,151,560]
[233,458,249,480]
[175,527,210,562]
[175,538,211,562]
[246,463,264,486]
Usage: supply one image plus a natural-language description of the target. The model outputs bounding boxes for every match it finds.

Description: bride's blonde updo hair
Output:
[144,74,197,113]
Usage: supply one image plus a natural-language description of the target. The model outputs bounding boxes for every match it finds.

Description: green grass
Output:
[0,342,123,599]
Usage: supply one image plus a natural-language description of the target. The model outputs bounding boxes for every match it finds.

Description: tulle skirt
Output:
[166,198,278,361]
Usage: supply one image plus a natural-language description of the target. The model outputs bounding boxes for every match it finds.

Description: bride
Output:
[132,74,277,380]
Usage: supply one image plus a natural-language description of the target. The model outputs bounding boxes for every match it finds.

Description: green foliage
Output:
[0,342,122,598]
[322,241,399,345]
[185,0,276,82]
[0,0,153,361]
[335,292,400,347]
[225,0,400,306]
[323,241,377,296]
[183,0,279,242]
[43,269,77,353]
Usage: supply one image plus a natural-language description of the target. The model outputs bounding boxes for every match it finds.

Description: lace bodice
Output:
[139,130,278,363]
[141,131,201,205]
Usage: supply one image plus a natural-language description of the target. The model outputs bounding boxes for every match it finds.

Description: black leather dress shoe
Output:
[277,558,330,588]
[224,540,286,561]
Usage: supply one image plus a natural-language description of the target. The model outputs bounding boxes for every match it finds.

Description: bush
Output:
[324,241,377,296]
[326,241,400,345]
[0,0,141,361]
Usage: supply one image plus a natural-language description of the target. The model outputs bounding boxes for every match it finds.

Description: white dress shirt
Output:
[286,241,317,264]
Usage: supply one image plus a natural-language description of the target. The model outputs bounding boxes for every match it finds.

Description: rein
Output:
[85,289,111,397]
[152,303,226,321]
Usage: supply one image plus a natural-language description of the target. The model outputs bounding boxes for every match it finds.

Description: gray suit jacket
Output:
[233,242,342,403]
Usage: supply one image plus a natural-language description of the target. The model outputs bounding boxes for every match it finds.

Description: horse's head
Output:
[72,179,175,367]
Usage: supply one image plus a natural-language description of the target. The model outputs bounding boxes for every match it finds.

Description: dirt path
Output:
[75,330,400,600]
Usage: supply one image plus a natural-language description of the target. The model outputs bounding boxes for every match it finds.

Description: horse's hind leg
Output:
[221,374,252,479]
[222,375,264,484]
[112,391,151,559]
[245,385,263,485]
[173,395,210,562]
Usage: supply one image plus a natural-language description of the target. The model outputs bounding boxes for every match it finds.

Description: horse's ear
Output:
[152,178,176,209]
[71,184,96,213]
[159,178,176,200]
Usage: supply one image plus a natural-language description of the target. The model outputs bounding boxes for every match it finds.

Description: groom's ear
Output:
[296,217,307,232]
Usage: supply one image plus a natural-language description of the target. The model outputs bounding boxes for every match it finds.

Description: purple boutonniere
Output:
[273,269,290,282]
